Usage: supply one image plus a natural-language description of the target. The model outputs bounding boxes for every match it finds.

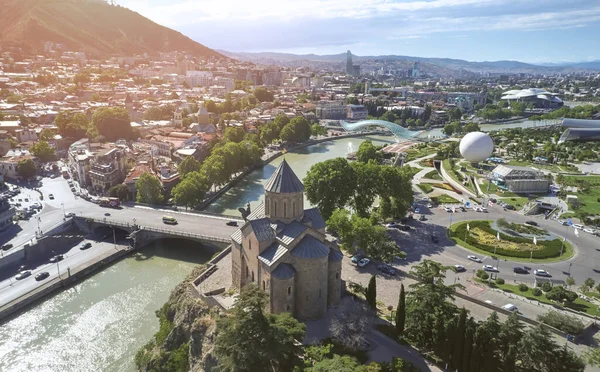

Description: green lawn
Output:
[405,146,438,162]
[498,197,529,210]
[449,222,574,263]
[417,183,434,194]
[562,175,600,187]
[442,159,477,195]
[560,212,576,219]
[431,195,460,204]
[507,160,564,173]
[486,281,599,317]
[571,189,600,215]
[423,170,443,181]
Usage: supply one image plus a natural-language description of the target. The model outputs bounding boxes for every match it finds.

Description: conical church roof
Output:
[264,159,304,193]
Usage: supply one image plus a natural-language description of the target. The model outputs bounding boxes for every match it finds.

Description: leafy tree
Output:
[585,347,600,367]
[224,127,246,143]
[519,324,585,372]
[366,275,377,310]
[39,128,56,141]
[423,104,432,122]
[280,123,296,142]
[537,311,584,336]
[329,301,373,351]
[307,355,367,372]
[451,307,468,369]
[172,172,209,210]
[350,161,381,217]
[260,122,280,144]
[17,158,36,178]
[54,112,91,139]
[92,107,135,141]
[304,158,357,219]
[518,283,529,293]
[395,284,406,336]
[178,156,202,177]
[254,87,274,102]
[566,276,576,288]
[326,209,356,248]
[584,278,596,291]
[546,286,578,303]
[108,184,129,201]
[310,123,328,137]
[135,172,164,205]
[30,141,56,162]
[356,140,381,163]
[214,284,306,372]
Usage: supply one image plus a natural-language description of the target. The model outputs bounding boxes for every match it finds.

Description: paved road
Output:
[0,175,242,307]
[0,240,126,307]
[393,193,600,288]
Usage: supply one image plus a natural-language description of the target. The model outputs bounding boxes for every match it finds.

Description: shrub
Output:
[451,220,567,259]
[518,283,529,293]
[542,282,552,292]
[495,278,505,285]
[532,288,542,296]
[476,269,489,280]
[537,311,585,335]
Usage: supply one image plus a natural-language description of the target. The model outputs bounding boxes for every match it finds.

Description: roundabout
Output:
[448,220,574,263]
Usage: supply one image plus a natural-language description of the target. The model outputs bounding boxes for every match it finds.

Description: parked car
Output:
[502,304,518,312]
[15,270,32,280]
[459,206,466,212]
[414,208,420,214]
[398,224,411,231]
[504,205,516,210]
[443,206,451,212]
[427,203,433,208]
[35,272,50,281]
[80,242,92,250]
[104,212,111,216]
[65,212,76,218]
[385,222,398,228]
[583,228,596,234]
[525,220,538,226]
[377,264,396,276]
[1,243,13,251]
[419,214,426,221]
[480,207,488,213]
[468,255,482,263]
[483,265,499,272]
[351,254,363,264]
[558,220,568,226]
[49,254,64,263]
[49,194,54,200]
[454,264,466,272]
[18,265,30,272]
[534,269,551,277]
[226,221,238,227]
[357,257,371,268]
[513,267,529,274]
[431,234,439,243]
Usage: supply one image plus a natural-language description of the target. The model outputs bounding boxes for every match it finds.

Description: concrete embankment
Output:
[0,246,132,323]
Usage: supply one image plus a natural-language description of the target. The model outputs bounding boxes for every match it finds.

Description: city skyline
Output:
[118,0,600,63]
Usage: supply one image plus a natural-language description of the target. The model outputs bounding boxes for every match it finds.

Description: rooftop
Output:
[264,159,304,194]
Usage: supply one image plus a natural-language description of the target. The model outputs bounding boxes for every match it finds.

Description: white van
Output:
[573,224,584,230]
[502,304,518,312]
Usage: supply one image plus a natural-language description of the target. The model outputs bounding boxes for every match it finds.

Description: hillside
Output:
[0,0,223,58]
[220,50,599,73]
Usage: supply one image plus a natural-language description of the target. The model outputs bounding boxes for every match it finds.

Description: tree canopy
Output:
[30,141,56,162]
[135,172,164,205]
[214,284,306,372]
[17,158,36,179]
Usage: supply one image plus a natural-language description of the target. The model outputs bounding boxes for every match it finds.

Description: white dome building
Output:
[460,132,494,162]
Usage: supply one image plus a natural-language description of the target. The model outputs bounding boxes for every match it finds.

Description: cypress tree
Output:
[462,318,476,372]
[366,275,377,310]
[452,307,468,370]
[395,284,406,336]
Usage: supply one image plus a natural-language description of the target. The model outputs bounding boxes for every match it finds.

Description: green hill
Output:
[0,0,223,58]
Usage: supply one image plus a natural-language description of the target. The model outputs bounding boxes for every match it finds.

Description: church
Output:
[230,159,343,319]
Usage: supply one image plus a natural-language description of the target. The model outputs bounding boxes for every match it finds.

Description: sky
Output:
[117,0,600,63]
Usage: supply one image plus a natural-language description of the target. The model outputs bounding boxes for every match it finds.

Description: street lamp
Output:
[133,218,136,228]
[52,250,61,278]
[111,227,117,250]
[61,202,65,216]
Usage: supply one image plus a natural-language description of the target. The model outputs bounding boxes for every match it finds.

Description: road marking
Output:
[131,205,242,221]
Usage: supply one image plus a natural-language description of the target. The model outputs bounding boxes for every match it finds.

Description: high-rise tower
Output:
[346,50,353,75]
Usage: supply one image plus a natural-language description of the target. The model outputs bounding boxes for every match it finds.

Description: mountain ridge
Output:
[218,50,599,73]
[0,0,223,58]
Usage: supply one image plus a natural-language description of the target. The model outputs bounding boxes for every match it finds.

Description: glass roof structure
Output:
[340,120,421,139]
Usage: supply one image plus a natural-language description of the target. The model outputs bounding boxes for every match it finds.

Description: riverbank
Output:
[198,130,387,210]
[0,243,131,323]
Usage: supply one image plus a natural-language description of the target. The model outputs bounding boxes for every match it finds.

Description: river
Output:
[0,121,545,372]
[0,240,212,372]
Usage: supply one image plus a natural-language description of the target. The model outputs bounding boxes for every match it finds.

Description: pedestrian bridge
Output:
[340,120,422,139]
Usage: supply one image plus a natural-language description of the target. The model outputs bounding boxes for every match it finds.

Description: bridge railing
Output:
[81,216,230,243]
[140,226,230,243]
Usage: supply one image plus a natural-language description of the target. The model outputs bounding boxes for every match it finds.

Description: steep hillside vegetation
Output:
[0,0,222,58]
